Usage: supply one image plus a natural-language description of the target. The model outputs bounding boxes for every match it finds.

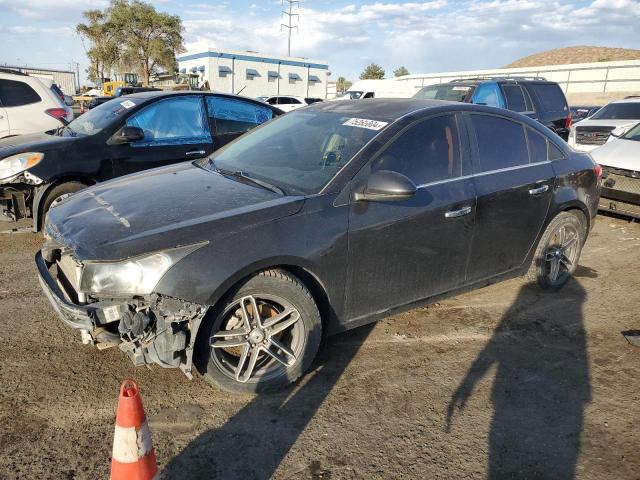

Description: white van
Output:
[333,79,415,101]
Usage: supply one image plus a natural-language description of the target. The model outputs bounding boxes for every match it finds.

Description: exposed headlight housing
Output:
[79,243,206,296]
[0,152,44,181]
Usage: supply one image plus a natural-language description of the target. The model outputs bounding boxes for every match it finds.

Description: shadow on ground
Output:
[163,324,374,479]
[447,281,591,479]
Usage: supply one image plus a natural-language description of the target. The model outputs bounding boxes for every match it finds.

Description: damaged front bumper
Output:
[36,250,208,379]
[0,173,42,222]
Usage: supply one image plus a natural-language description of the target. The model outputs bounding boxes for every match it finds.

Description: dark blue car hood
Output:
[0,132,77,158]
[46,161,304,260]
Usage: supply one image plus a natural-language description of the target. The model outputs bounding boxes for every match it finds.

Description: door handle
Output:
[445,206,472,218]
[529,184,549,195]
[185,150,206,157]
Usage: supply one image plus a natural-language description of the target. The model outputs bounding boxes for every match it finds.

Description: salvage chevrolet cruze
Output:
[37,99,601,393]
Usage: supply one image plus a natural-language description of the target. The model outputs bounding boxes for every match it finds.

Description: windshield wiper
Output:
[213,163,285,195]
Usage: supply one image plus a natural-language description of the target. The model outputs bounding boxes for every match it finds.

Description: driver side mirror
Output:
[109,125,145,145]
[353,170,417,202]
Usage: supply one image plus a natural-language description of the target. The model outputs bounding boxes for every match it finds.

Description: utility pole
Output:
[281,0,299,57]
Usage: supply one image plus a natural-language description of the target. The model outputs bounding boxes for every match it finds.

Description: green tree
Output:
[393,66,410,77]
[336,76,352,94]
[76,9,119,84]
[108,0,185,85]
[359,63,385,80]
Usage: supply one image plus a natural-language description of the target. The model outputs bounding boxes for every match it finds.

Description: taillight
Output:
[594,164,602,178]
[45,108,67,122]
[565,113,572,129]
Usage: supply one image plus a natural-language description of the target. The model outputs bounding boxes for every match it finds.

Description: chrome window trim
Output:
[415,160,552,190]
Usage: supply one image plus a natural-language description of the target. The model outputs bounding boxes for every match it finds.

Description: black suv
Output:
[37,99,600,393]
[414,77,572,140]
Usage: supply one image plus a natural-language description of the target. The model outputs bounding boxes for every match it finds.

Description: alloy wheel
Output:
[210,295,304,383]
[543,223,580,284]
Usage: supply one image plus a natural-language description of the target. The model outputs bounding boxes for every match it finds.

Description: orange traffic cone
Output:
[110,379,159,480]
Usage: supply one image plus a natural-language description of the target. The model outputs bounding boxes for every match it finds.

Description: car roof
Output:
[307,98,563,136]
[125,90,283,110]
[609,97,640,104]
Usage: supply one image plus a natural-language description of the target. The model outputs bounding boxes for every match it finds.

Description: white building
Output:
[1,65,77,95]
[177,49,329,99]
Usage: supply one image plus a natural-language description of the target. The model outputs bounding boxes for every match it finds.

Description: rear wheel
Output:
[527,211,587,290]
[39,181,87,229]
[195,269,322,394]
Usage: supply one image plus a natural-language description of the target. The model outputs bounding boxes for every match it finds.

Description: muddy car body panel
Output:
[36,100,601,385]
[0,91,282,229]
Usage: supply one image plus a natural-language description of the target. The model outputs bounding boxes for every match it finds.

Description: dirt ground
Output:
[0,215,638,480]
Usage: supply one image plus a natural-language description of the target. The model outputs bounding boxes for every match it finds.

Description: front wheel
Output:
[195,269,322,394]
[527,211,587,290]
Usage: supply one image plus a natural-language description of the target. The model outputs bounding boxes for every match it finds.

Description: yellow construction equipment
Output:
[102,73,140,96]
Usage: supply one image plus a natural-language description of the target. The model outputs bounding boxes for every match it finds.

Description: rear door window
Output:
[526,127,548,163]
[501,84,533,113]
[472,83,504,108]
[528,83,568,113]
[373,114,463,185]
[548,142,565,160]
[0,79,41,107]
[207,96,273,136]
[469,114,529,172]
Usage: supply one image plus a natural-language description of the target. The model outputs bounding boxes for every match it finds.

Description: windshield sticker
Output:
[452,86,470,91]
[120,100,136,109]
[343,118,388,131]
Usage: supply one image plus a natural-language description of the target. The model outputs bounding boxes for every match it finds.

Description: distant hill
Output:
[504,46,640,68]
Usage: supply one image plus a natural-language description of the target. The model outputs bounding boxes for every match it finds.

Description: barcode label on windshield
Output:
[343,118,388,131]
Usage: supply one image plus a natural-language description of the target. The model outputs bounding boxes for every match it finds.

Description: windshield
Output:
[413,84,473,102]
[66,97,138,136]
[342,91,363,99]
[203,111,385,195]
[622,122,640,141]
[571,107,597,121]
[591,102,640,120]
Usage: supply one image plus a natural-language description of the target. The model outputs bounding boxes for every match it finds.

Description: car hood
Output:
[0,132,77,158]
[574,119,638,129]
[590,138,640,171]
[45,161,305,260]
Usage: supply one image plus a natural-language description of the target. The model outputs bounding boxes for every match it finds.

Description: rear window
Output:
[591,102,640,120]
[0,79,41,107]
[528,83,568,112]
[413,84,474,102]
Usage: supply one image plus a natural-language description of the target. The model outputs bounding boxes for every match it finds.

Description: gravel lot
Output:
[0,216,638,479]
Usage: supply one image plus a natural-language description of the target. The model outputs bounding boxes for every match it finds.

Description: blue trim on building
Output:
[177,51,329,70]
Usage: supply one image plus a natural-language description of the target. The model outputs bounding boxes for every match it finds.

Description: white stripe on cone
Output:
[112,421,154,463]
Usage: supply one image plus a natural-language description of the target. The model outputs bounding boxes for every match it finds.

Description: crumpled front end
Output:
[0,172,43,222]
[36,238,208,379]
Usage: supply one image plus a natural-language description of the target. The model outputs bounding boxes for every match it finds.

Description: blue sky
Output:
[1,0,639,85]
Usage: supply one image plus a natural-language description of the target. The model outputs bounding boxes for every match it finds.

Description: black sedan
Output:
[37,99,601,393]
[0,91,282,229]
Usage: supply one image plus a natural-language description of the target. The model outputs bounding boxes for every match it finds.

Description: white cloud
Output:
[1,0,640,84]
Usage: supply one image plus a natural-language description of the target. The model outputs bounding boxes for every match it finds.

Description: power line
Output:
[281,0,299,57]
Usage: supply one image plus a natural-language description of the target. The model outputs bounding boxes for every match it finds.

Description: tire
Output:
[194,269,322,394]
[526,210,587,290]
[39,181,87,230]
